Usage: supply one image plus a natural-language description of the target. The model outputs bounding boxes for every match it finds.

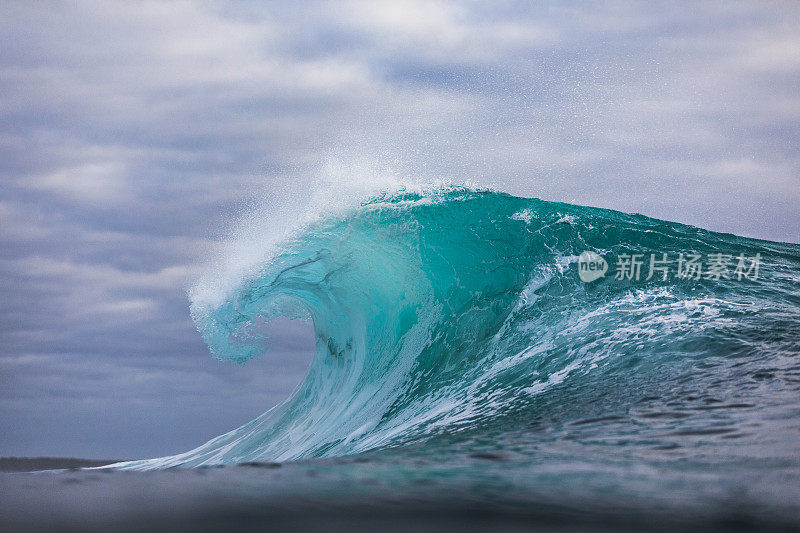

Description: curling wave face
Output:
[118,188,800,469]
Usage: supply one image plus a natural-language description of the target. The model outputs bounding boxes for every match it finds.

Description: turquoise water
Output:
[0,188,800,529]
[42,187,793,528]
[119,188,800,469]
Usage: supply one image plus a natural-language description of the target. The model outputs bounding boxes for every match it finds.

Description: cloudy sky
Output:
[1,1,799,459]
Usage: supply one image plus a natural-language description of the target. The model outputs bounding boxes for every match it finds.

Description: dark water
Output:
[1,439,798,532]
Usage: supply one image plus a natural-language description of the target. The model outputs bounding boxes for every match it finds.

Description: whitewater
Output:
[109,186,800,485]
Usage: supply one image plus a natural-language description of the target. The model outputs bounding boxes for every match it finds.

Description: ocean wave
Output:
[115,187,800,469]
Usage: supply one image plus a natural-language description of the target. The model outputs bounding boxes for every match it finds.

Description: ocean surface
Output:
[2,188,799,531]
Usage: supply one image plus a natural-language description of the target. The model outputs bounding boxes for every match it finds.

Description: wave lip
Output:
[117,187,800,470]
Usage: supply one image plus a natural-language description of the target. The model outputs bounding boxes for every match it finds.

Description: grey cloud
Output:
[1,0,798,458]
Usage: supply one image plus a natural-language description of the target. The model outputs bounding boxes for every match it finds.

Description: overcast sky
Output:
[1,1,799,459]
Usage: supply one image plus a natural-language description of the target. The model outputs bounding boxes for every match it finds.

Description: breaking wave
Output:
[116,187,800,469]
